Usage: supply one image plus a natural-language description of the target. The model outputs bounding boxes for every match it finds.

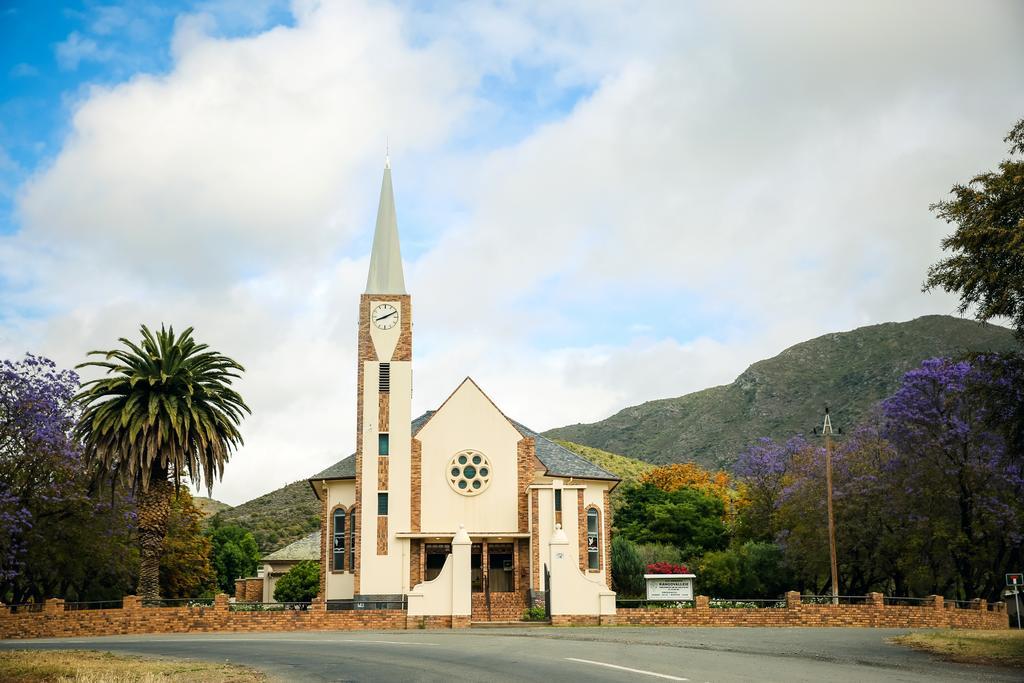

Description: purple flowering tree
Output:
[0,354,135,603]
[734,436,805,543]
[882,356,1023,601]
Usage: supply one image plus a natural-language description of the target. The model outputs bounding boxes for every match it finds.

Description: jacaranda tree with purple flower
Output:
[882,355,1023,601]
[0,354,136,603]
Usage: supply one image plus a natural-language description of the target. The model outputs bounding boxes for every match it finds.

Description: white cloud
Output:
[5,0,1024,504]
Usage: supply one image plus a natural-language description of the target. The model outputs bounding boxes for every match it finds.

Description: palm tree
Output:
[74,325,250,600]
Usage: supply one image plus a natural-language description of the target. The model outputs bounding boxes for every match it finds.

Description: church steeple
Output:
[365,158,406,295]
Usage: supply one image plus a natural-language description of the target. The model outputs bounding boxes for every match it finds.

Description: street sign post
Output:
[1008,573,1023,629]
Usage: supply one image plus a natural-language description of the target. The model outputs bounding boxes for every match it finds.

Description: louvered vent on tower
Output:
[379,363,390,393]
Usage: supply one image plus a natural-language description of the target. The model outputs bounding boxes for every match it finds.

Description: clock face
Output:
[371,303,399,330]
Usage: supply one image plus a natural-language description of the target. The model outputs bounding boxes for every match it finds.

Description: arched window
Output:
[332,508,346,572]
[348,507,356,572]
[587,507,600,570]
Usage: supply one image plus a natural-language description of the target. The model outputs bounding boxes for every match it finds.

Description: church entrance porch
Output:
[469,539,530,622]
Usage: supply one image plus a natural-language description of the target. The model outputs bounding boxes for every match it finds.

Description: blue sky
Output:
[1,1,1022,504]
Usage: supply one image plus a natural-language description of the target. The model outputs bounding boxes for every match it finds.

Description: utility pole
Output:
[821,408,839,606]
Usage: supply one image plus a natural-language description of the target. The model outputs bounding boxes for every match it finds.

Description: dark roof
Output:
[262,531,320,562]
[308,410,617,484]
[310,454,355,480]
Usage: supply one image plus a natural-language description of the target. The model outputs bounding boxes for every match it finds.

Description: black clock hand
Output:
[376,311,398,322]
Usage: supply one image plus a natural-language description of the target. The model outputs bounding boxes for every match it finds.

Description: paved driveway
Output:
[1,627,1018,682]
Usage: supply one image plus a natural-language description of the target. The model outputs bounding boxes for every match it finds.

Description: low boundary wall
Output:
[594,592,1006,629]
[2,591,1007,640]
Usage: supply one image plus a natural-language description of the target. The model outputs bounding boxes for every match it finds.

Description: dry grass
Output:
[0,649,266,682]
[891,629,1024,668]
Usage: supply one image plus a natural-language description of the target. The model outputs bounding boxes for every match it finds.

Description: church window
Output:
[377,492,389,515]
[447,451,492,496]
[379,433,389,456]
[554,489,562,512]
[587,508,600,570]
[332,508,346,571]
[379,363,390,393]
[349,508,356,571]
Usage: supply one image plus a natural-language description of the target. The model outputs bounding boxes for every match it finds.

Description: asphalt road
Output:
[1,626,1019,682]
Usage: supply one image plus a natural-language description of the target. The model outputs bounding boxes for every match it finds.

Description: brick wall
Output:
[1,595,413,640]
[607,593,1007,629]
[233,578,263,602]
[2,591,1006,639]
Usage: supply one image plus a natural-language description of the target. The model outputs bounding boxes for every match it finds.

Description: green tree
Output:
[74,325,250,600]
[616,483,728,558]
[925,118,1024,338]
[160,489,216,598]
[611,536,646,597]
[698,542,792,599]
[207,523,261,595]
[273,560,319,602]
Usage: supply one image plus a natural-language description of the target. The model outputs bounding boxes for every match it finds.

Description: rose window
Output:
[447,451,492,496]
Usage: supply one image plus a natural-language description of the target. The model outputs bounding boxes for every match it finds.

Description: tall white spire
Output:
[365,160,406,294]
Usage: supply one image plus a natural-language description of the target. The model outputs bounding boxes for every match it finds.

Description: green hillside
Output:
[544,315,1018,471]
[555,441,654,485]
[208,479,320,554]
[192,496,231,519]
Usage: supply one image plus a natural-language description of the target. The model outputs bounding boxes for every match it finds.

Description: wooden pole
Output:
[825,428,839,605]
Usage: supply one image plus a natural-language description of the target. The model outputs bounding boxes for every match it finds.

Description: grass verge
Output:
[0,649,266,682]
[890,629,1024,668]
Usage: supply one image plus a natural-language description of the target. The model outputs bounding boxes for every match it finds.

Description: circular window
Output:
[447,450,492,496]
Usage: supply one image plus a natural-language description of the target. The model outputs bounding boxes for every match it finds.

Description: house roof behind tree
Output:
[261,531,320,563]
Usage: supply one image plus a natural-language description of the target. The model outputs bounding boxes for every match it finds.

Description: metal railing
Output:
[230,601,312,612]
[799,594,870,605]
[64,600,123,611]
[326,598,407,611]
[615,598,695,609]
[882,596,932,606]
[709,598,786,609]
[141,598,216,608]
[6,603,43,614]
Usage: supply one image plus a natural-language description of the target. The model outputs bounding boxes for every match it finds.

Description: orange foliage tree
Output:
[638,463,745,524]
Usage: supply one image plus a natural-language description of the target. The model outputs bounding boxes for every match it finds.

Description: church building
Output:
[307,161,619,623]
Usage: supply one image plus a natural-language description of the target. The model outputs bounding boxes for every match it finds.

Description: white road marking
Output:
[565,657,688,681]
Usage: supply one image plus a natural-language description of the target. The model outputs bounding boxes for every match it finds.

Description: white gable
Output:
[416,378,524,533]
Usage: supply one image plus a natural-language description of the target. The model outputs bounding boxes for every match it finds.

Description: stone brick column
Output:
[44,598,64,615]
[122,595,141,611]
[214,593,230,612]
[867,592,883,627]
[694,595,710,626]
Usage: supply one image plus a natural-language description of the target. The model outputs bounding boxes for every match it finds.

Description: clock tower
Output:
[353,158,413,598]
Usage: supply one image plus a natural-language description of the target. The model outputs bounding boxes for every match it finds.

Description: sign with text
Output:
[645,574,695,601]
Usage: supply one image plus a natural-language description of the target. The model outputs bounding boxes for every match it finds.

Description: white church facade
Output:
[307,162,618,623]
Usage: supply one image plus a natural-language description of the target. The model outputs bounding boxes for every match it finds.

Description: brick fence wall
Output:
[584,592,1007,630]
[233,578,263,603]
[2,591,1007,640]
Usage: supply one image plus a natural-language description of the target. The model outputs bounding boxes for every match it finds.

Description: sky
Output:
[1,0,1023,506]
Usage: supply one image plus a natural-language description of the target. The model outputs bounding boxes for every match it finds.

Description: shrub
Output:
[273,560,319,603]
[611,535,646,596]
[522,605,547,621]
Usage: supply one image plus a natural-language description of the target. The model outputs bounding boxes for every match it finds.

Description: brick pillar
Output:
[214,593,230,612]
[785,591,801,608]
[234,579,245,599]
[868,592,883,627]
[694,595,710,624]
[122,595,140,611]
[311,595,326,612]
[928,595,943,609]
[44,598,64,615]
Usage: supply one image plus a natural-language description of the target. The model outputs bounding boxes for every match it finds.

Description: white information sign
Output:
[644,574,695,600]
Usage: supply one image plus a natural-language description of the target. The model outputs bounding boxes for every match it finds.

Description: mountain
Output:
[192,496,231,519]
[207,480,320,554]
[544,315,1018,471]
